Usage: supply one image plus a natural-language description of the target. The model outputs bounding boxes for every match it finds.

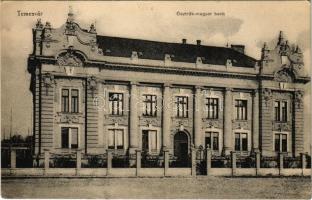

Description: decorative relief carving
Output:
[294,90,304,109]
[261,88,272,106]
[104,115,128,126]
[87,76,97,91]
[202,119,222,129]
[42,73,55,95]
[274,67,294,82]
[233,120,250,130]
[273,122,291,131]
[55,113,83,124]
[139,116,161,127]
[172,118,191,128]
[65,20,77,35]
[42,73,55,88]
[57,48,83,67]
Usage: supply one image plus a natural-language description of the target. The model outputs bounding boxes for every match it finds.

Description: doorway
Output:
[174,131,189,167]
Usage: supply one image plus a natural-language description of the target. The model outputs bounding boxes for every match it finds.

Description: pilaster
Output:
[162,83,171,150]
[129,82,139,154]
[223,87,233,155]
[194,86,203,148]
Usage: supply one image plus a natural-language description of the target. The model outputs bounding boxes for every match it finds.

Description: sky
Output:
[1,1,310,142]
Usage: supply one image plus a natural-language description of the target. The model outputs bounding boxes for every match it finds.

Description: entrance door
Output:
[174,131,189,166]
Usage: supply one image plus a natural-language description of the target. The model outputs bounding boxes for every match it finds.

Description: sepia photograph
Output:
[1,1,311,199]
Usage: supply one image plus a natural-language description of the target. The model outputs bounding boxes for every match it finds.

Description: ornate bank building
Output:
[28,11,310,165]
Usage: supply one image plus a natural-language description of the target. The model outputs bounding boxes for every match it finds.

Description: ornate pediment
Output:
[57,48,83,67]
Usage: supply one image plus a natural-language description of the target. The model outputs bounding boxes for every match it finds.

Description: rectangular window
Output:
[235,133,240,151]
[282,134,287,152]
[61,89,69,112]
[108,129,124,150]
[281,102,287,122]
[116,130,124,149]
[206,98,219,119]
[175,96,188,118]
[142,130,158,152]
[142,130,149,152]
[235,100,247,120]
[61,127,78,149]
[71,89,79,113]
[235,132,248,151]
[275,133,288,152]
[143,95,157,117]
[275,134,280,152]
[275,101,288,122]
[108,130,115,149]
[61,127,69,148]
[109,93,123,115]
[149,130,157,151]
[241,133,248,151]
[71,128,78,149]
[205,132,219,150]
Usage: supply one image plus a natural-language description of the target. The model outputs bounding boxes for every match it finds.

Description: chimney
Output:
[196,40,201,46]
[182,38,187,44]
[231,45,245,54]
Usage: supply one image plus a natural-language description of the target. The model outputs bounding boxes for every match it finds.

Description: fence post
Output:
[76,149,82,175]
[44,149,50,170]
[106,150,112,176]
[279,152,284,175]
[191,147,196,177]
[255,151,260,176]
[164,150,169,176]
[10,148,16,169]
[301,153,306,176]
[206,148,211,176]
[136,150,141,177]
[231,151,236,176]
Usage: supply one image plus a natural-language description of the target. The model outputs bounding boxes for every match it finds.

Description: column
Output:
[136,150,141,176]
[206,148,212,176]
[252,89,260,152]
[223,88,233,155]
[255,151,260,175]
[106,150,112,175]
[191,147,196,176]
[164,149,169,176]
[194,86,202,148]
[129,82,139,154]
[10,149,16,169]
[44,149,50,170]
[231,151,236,176]
[162,84,171,150]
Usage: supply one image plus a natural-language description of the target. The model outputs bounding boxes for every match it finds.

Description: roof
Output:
[96,35,258,68]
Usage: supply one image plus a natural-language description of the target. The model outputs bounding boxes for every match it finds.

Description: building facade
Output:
[28,11,310,162]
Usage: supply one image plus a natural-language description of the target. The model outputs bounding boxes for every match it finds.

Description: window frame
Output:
[61,88,80,113]
[206,97,219,119]
[274,100,288,122]
[205,131,220,151]
[60,126,79,149]
[141,128,160,154]
[142,94,157,117]
[234,99,248,120]
[108,92,124,116]
[108,128,125,150]
[273,132,289,153]
[175,96,189,118]
[234,132,249,152]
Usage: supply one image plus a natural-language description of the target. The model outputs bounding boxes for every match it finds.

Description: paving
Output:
[1,176,311,199]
